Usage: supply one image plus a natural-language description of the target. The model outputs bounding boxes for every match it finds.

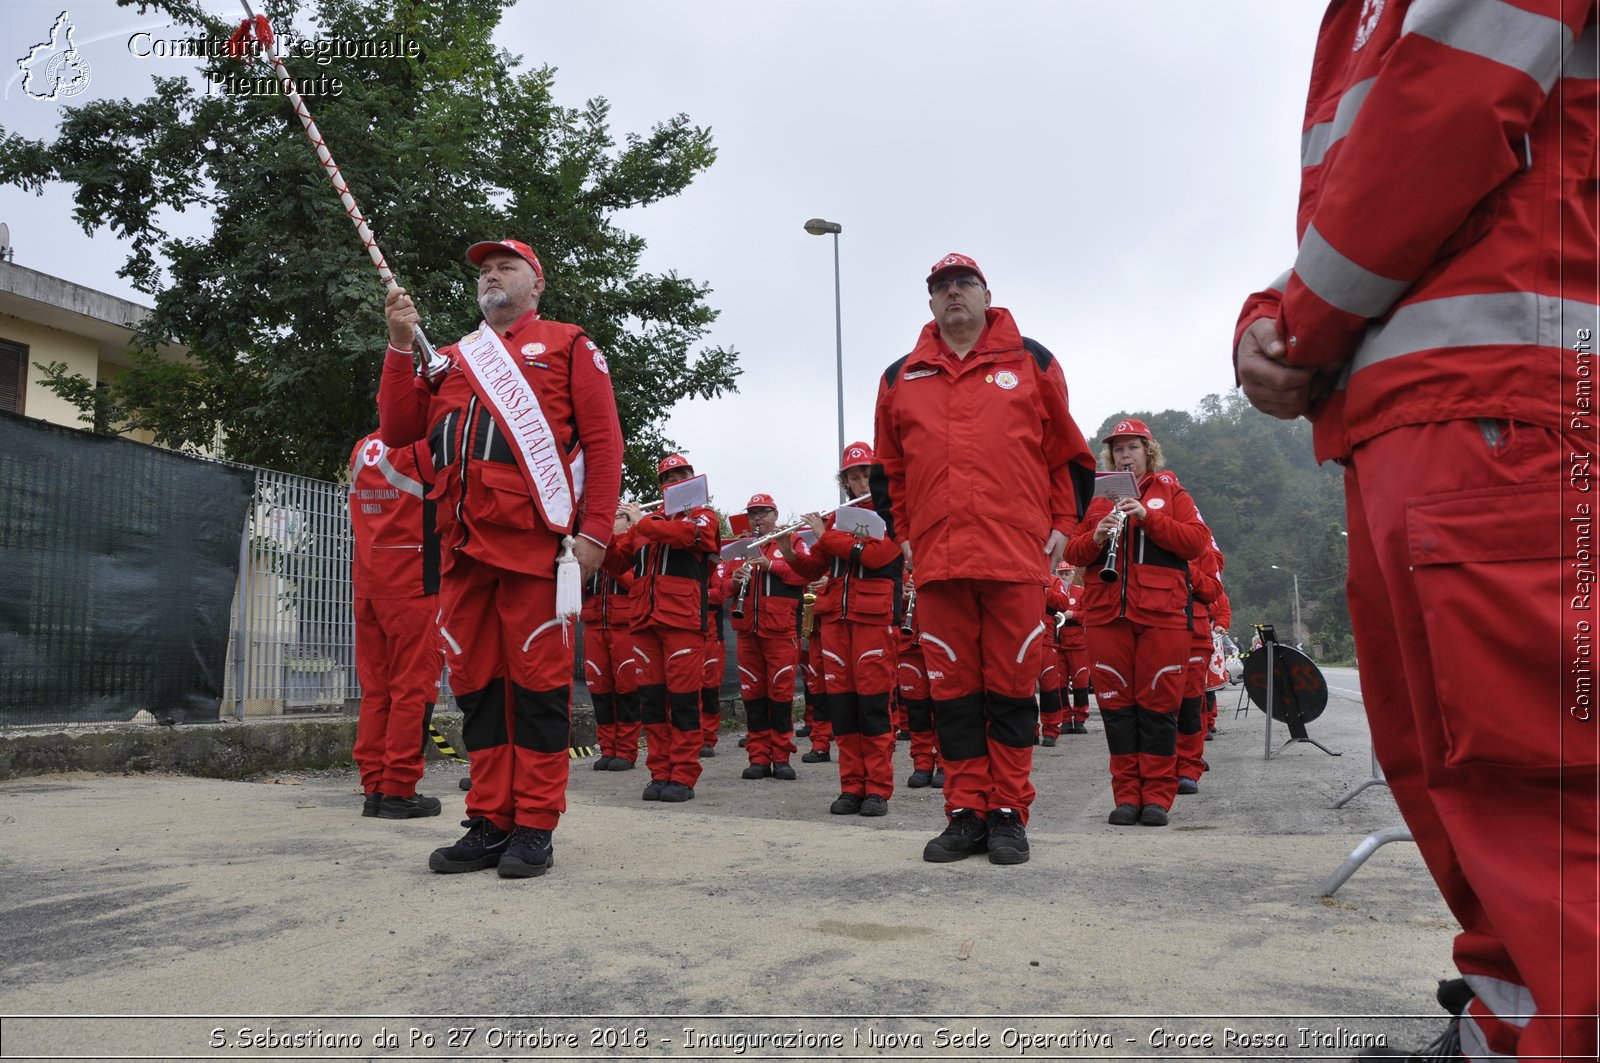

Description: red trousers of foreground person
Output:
[352,595,439,799]
[1346,420,1597,1062]
[916,580,1043,821]
[584,625,640,766]
[633,627,706,790]
[821,619,898,800]
[737,633,800,768]
[443,558,572,831]
[1082,621,1189,813]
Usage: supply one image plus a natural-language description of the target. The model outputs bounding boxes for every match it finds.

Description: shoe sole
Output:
[378,805,442,820]
[922,844,983,863]
[428,852,503,874]
[606,761,636,771]
[497,853,554,878]
[988,847,1030,865]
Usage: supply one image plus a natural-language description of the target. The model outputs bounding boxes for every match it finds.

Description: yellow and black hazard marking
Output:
[426,722,468,764]
[568,745,601,759]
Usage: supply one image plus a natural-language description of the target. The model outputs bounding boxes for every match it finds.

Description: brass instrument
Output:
[727,494,871,559]
[801,589,817,637]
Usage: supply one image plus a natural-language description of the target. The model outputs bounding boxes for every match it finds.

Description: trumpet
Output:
[726,494,871,558]
[801,589,817,638]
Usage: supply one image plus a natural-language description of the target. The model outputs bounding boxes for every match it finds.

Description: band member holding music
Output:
[1063,419,1210,828]
[897,576,943,789]
[1176,541,1226,795]
[607,455,721,803]
[1057,566,1092,736]
[348,431,442,820]
[379,238,624,878]
[700,559,733,758]
[1038,572,1072,747]
[781,443,904,817]
[724,493,808,781]
[583,511,641,772]
[873,254,1097,864]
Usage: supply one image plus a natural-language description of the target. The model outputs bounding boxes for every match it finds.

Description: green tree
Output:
[0,0,739,490]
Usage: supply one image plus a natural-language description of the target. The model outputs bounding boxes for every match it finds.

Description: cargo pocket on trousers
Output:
[1408,480,1591,770]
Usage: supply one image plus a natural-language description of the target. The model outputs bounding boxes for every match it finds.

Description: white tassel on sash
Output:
[555,535,583,625]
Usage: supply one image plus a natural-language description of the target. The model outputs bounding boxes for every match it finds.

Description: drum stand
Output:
[1261,638,1341,760]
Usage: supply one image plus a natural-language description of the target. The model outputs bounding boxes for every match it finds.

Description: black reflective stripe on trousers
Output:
[458,678,510,752]
[1100,705,1138,756]
[1136,705,1179,757]
[985,692,1039,749]
[512,684,571,754]
[934,693,986,762]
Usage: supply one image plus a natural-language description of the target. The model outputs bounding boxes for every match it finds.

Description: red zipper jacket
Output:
[871,309,1096,584]
[348,433,438,599]
[605,507,720,633]
[1235,0,1598,463]
[376,308,624,576]
[723,541,810,638]
[785,508,904,624]
[1063,470,1212,629]
[581,568,636,630]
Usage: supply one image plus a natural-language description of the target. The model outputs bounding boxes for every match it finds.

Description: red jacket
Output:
[377,308,624,577]
[1057,582,1088,652]
[872,309,1096,583]
[581,569,635,630]
[1235,0,1598,463]
[1189,547,1224,643]
[723,542,810,638]
[348,433,438,599]
[1063,469,1212,629]
[1044,575,1072,649]
[605,507,720,633]
[786,508,904,623]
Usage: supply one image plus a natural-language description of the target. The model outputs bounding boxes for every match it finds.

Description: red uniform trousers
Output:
[820,618,898,799]
[1346,421,1597,1063]
[1062,641,1092,725]
[701,632,725,749]
[736,633,800,766]
[896,640,938,773]
[1037,630,1066,740]
[917,580,1044,822]
[1175,627,1212,784]
[353,594,440,798]
[1083,620,1190,812]
[804,628,832,753]
[584,624,641,763]
[632,625,705,788]
[440,557,572,832]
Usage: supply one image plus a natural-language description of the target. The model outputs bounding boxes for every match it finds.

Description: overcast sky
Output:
[2,1,1320,514]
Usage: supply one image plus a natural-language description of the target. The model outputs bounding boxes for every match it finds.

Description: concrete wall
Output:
[0,311,98,427]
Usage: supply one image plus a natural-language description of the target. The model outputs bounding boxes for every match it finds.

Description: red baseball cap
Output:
[466,239,544,280]
[926,252,986,289]
[839,441,874,470]
[657,453,693,477]
[1102,418,1154,444]
[745,493,777,512]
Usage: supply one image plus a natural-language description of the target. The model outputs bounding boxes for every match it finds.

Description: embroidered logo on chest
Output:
[993,370,1018,390]
[1147,498,1167,510]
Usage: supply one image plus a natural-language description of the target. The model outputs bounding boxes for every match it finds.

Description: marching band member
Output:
[1176,542,1226,794]
[607,455,720,804]
[725,493,808,781]
[1202,565,1232,739]
[799,578,833,764]
[379,238,624,878]
[700,558,732,757]
[873,253,1096,865]
[1057,567,1093,736]
[1063,419,1210,828]
[781,442,903,817]
[897,575,943,789]
[1038,572,1072,746]
[582,514,640,771]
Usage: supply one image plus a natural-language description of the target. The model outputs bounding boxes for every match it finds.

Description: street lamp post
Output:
[804,218,845,496]
[1271,564,1303,645]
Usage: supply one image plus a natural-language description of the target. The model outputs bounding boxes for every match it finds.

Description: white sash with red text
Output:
[453,324,581,534]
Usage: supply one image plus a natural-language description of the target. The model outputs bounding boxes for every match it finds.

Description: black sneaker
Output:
[458,775,472,791]
[986,808,1030,864]
[907,769,934,788]
[658,781,695,802]
[737,735,749,748]
[606,758,635,772]
[699,745,716,758]
[794,725,812,738]
[1139,804,1169,827]
[378,793,442,819]
[642,779,667,801]
[428,817,510,873]
[859,794,888,817]
[1071,720,1089,734]
[801,748,831,763]
[1177,776,1200,795]
[923,809,988,862]
[1040,735,1057,747]
[829,792,864,815]
[591,756,614,771]
[742,763,772,780]
[771,762,797,781]
[931,768,945,789]
[362,791,382,817]
[1108,803,1140,826]
[498,826,554,878]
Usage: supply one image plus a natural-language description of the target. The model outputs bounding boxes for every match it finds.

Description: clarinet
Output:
[900,572,918,637]
[1098,466,1136,584]
[730,564,752,620]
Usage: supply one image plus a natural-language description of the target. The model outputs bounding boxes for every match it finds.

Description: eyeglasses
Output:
[929,274,984,294]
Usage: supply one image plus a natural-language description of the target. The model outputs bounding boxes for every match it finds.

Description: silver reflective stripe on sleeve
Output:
[1266,269,1292,295]
[1301,77,1375,168]
[1350,292,1600,375]
[1463,973,1536,1029]
[376,451,426,499]
[1402,0,1575,92]
[1294,223,1411,319]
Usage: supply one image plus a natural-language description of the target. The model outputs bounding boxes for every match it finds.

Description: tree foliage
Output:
[0,0,739,488]
[1089,393,1354,660]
